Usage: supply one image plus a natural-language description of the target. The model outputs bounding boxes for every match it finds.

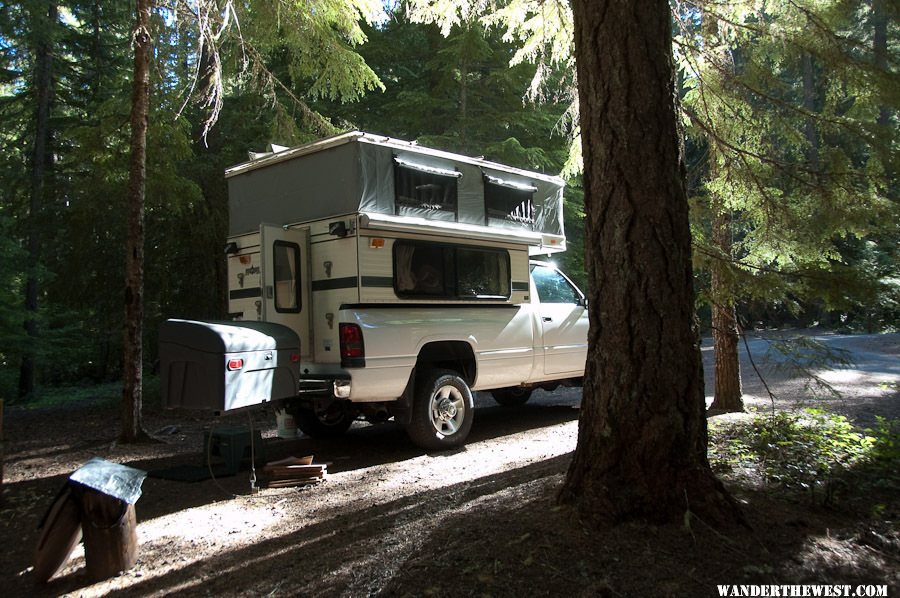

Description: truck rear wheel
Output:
[293,404,355,439]
[406,369,474,450]
[490,387,533,406]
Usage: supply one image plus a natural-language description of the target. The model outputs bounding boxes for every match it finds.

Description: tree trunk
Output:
[708,210,744,413]
[1,399,4,504]
[871,0,890,132]
[700,9,744,414]
[871,0,894,191]
[458,36,469,152]
[802,52,820,173]
[560,0,740,526]
[19,3,58,401]
[79,489,138,582]
[121,0,152,443]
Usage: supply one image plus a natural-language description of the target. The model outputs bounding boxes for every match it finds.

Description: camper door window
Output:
[394,161,459,221]
[273,240,301,313]
[394,240,510,300]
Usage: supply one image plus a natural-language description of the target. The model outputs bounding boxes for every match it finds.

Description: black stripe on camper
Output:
[312,277,358,291]
[229,287,262,300]
[361,276,394,288]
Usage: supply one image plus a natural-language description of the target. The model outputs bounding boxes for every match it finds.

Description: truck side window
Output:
[273,241,301,312]
[394,241,509,300]
[531,265,578,304]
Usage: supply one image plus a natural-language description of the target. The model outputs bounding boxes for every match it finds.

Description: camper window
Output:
[484,175,536,228]
[273,240,301,312]
[394,241,510,300]
[394,160,459,221]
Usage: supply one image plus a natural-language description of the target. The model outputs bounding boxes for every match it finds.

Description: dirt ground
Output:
[1,331,898,597]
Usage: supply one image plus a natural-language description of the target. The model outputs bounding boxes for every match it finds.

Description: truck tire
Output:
[293,404,355,439]
[406,369,474,450]
[490,387,533,406]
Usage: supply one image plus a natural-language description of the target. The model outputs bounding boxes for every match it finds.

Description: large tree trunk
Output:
[708,210,744,413]
[559,0,740,526]
[19,3,58,401]
[121,0,152,443]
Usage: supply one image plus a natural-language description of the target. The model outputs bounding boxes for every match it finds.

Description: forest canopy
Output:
[0,0,896,403]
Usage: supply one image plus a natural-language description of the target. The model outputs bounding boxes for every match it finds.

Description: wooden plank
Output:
[264,478,321,488]
[262,465,326,476]
[264,455,313,467]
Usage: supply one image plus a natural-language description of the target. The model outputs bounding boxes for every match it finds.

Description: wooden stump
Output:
[33,486,83,584]
[79,488,138,582]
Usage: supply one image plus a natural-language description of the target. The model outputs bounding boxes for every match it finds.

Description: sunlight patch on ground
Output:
[792,532,890,580]
[138,500,284,545]
[363,420,577,495]
[52,499,293,597]
[817,368,899,386]
[59,419,579,596]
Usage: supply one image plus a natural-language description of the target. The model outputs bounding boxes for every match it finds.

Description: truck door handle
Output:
[542,317,553,322]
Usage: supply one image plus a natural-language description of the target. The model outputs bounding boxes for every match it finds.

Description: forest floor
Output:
[1,330,899,597]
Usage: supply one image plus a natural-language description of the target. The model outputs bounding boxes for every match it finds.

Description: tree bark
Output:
[121,0,152,443]
[871,0,890,132]
[700,9,744,414]
[560,0,740,526]
[802,52,820,173]
[79,489,138,581]
[19,3,58,401]
[708,210,744,413]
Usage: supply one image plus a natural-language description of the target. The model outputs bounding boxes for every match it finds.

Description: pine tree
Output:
[678,0,899,410]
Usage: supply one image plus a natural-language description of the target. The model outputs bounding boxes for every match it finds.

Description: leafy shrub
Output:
[710,409,899,506]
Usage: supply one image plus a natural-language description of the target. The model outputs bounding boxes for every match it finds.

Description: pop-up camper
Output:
[161,131,587,449]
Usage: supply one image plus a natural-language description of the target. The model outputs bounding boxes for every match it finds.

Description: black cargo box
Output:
[159,319,300,411]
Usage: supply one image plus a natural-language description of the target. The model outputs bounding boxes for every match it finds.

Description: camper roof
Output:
[225,131,567,253]
[225,131,563,185]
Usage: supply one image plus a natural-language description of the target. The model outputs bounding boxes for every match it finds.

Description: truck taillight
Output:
[227,358,244,371]
[339,323,365,367]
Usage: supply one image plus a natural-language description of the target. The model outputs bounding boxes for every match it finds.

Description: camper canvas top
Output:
[224,131,566,254]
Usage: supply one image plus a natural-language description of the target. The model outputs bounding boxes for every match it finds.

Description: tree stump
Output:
[78,487,138,582]
[33,486,83,584]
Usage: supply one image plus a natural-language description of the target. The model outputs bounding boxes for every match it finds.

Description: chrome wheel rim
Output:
[429,384,465,436]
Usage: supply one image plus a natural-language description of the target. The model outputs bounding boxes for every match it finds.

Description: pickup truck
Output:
[159,132,586,450]
[291,259,587,450]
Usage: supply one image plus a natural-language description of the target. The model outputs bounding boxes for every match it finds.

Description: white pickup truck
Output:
[290,259,587,449]
[160,132,587,450]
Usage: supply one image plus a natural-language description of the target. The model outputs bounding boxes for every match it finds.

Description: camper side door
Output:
[260,224,312,360]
